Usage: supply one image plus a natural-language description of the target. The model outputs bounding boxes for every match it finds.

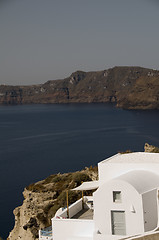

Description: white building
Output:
[39,152,159,240]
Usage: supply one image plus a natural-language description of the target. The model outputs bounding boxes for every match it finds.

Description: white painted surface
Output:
[142,189,158,231]
[51,196,94,240]
[54,198,83,219]
[125,230,159,240]
[116,170,159,194]
[94,179,144,239]
[100,153,159,164]
[68,198,83,218]
[68,237,93,240]
[53,218,94,240]
[98,153,159,185]
[94,233,125,240]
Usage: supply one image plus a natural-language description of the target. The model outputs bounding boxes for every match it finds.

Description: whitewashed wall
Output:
[98,162,159,185]
[142,189,158,231]
[53,218,94,240]
[53,197,90,219]
[93,179,144,239]
[125,230,159,240]
[56,198,83,219]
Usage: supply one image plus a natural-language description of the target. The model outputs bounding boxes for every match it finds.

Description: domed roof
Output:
[116,170,159,194]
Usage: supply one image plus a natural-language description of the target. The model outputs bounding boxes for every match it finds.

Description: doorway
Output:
[111,211,126,235]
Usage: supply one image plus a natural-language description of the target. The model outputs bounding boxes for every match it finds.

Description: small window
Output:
[113,191,121,203]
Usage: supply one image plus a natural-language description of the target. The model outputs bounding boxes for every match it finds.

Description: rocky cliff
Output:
[8,166,98,240]
[1,66,159,109]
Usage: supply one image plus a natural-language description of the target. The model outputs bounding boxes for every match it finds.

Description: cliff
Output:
[1,66,159,109]
[8,166,98,240]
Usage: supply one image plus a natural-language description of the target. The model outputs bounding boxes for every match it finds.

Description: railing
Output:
[55,197,83,219]
[41,230,52,236]
[39,196,94,240]
[55,196,93,219]
[39,226,53,240]
[52,196,94,240]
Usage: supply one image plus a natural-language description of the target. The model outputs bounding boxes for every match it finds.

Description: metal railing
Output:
[39,226,52,239]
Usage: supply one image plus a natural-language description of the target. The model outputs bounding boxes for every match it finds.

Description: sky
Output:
[0,0,159,85]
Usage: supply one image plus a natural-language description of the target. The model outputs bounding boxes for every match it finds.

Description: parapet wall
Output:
[124,231,159,240]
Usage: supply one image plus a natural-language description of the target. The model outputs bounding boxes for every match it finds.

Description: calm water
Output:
[0,103,159,238]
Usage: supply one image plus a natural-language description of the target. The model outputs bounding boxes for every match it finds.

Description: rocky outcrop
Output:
[144,143,155,152]
[8,167,98,240]
[144,143,159,153]
[8,190,51,240]
[1,66,159,109]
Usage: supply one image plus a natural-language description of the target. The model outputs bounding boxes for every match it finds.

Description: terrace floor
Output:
[71,208,94,220]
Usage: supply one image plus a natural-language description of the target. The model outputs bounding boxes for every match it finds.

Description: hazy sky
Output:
[0,0,159,85]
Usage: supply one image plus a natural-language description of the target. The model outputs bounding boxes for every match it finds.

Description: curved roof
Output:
[100,152,159,164]
[116,170,159,194]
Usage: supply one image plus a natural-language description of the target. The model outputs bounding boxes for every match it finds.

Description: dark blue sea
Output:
[0,103,159,239]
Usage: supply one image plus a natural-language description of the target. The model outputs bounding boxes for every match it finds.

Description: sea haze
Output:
[0,103,159,238]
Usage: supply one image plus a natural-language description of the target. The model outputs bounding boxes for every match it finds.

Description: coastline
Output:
[0,66,159,110]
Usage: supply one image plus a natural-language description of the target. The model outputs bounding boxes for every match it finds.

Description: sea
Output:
[0,103,159,239]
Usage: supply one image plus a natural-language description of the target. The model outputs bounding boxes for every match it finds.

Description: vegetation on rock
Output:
[144,143,159,153]
[8,166,98,240]
[119,150,132,154]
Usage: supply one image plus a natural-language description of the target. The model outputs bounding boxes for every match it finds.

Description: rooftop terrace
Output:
[72,208,93,220]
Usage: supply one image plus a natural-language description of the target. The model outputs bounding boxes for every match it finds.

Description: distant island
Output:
[0,66,159,109]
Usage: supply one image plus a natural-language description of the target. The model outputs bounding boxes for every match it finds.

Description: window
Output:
[113,191,121,203]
